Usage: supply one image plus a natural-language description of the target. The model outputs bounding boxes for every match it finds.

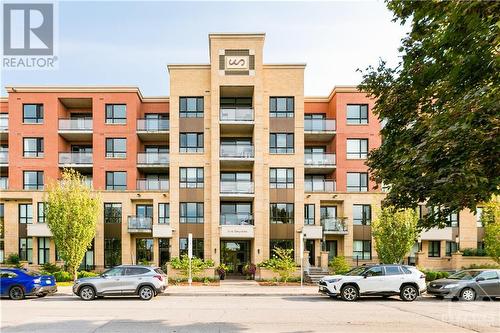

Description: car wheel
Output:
[139,286,154,301]
[9,286,24,300]
[79,286,95,301]
[460,288,476,302]
[340,285,359,301]
[400,285,418,302]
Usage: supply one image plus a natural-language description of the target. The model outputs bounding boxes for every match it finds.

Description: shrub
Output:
[462,263,500,270]
[169,255,215,279]
[53,271,72,282]
[258,248,296,283]
[6,253,21,267]
[41,262,61,274]
[77,271,99,279]
[138,259,151,266]
[328,256,351,275]
[462,248,487,256]
[243,263,257,277]
[422,269,449,281]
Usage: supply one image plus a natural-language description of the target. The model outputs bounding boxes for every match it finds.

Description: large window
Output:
[428,241,441,257]
[476,207,483,227]
[158,203,169,224]
[23,138,44,157]
[37,202,46,223]
[104,238,121,267]
[353,204,371,225]
[180,203,204,223]
[346,172,368,192]
[104,203,122,223]
[23,171,44,190]
[23,104,44,123]
[270,168,294,188]
[136,238,153,263]
[180,238,204,259]
[105,138,127,158]
[19,204,33,224]
[446,241,458,256]
[180,97,204,118]
[38,237,50,265]
[353,240,371,260]
[105,104,126,124]
[346,104,368,124]
[19,238,33,263]
[304,204,315,225]
[180,167,204,188]
[445,212,459,227]
[270,97,294,118]
[106,171,127,190]
[180,133,204,153]
[220,203,252,225]
[346,139,368,159]
[270,133,294,154]
[270,203,294,224]
[270,240,294,257]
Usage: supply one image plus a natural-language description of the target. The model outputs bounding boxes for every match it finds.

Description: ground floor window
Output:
[0,240,4,264]
[179,238,204,259]
[353,240,371,260]
[136,238,153,264]
[38,237,50,265]
[159,238,170,267]
[80,240,95,271]
[324,240,337,262]
[445,241,458,257]
[428,241,441,257]
[269,239,294,258]
[104,238,121,267]
[19,238,33,263]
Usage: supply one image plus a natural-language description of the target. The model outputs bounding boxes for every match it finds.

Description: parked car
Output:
[73,265,167,301]
[427,269,500,301]
[319,264,426,302]
[0,268,57,300]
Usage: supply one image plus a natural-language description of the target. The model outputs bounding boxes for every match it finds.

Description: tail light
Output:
[154,275,163,281]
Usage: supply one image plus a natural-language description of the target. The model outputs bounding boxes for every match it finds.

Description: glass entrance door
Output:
[220,241,250,275]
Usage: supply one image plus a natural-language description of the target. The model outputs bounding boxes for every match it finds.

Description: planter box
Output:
[255,267,300,280]
[166,264,215,279]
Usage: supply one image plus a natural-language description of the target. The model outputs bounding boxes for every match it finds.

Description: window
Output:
[304,204,315,225]
[346,172,368,192]
[105,138,127,158]
[104,238,121,267]
[180,168,204,188]
[37,202,46,223]
[270,133,294,154]
[270,240,294,257]
[105,104,126,124]
[346,139,368,159]
[23,138,44,157]
[353,240,371,260]
[23,171,44,190]
[23,104,44,123]
[180,203,204,223]
[159,238,170,266]
[384,266,403,275]
[38,237,50,265]
[180,238,204,259]
[346,104,368,124]
[80,240,94,271]
[476,207,483,227]
[479,271,499,281]
[270,168,294,188]
[106,171,127,190]
[104,203,122,223]
[428,241,441,257]
[136,238,153,263]
[220,203,252,225]
[353,204,371,225]
[180,133,204,153]
[180,97,204,117]
[446,241,458,256]
[445,212,459,227]
[19,204,33,224]
[270,203,294,224]
[19,238,33,263]
[158,203,169,224]
[270,97,294,117]
[364,266,383,276]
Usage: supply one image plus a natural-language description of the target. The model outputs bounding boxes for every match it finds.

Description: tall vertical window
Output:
[38,237,50,265]
[445,241,458,256]
[105,104,127,124]
[270,97,294,117]
[23,171,44,190]
[445,212,459,227]
[159,238,170,266]
[270,168,294,188]
[270,203,294,224]
[346,104,368,124]
[428,241,441,257]
[104,203,122,223]
[105,138,127,158]
[180,203,204,223]
[353,204,371,225]
[23,104,44,123]
[104,238,121,267]
[19,238,33,263]
[37,202,46,223]
[180,97,204,117]
[136,238,153,263]
[158,203,169,224]
[346,139,368,159]
[476,207,483,227]
[304,204,315,225]
[180,133,204,153]
[353,240,371,260]
[23,138,44,157]
[106,171,127,190]
[180,238,204,259]
[180,168,204,188]
[270,240,294,257]
[346,172,368,192]
[18,204,33,224]
[270,133,294,154]
[80,240,95,271]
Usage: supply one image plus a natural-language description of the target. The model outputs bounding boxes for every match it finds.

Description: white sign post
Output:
[188,233,193,286]
[299,231,304,288]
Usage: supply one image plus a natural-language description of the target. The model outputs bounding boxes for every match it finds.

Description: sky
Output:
[1,1,409,97]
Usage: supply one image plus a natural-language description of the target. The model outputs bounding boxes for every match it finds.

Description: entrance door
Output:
[220,241,250,275]
[325,240,338,262]
[306,240,315,266]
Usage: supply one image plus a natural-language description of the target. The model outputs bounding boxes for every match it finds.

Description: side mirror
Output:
[363,274,369,278]
[476,277,485,282]
[101,273,108,278]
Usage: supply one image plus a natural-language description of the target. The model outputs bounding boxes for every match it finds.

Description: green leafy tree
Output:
[372,207,418,264]
[328,256,351,275]
[45,169,100,281]
[359,1,500,228]
[258,248,296,283]
[481,200,500,264]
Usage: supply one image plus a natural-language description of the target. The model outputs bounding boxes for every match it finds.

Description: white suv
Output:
[319,264,426,301]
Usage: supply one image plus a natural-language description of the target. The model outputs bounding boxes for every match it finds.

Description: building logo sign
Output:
[2,2,58,69]
[220,225,254,239]
[225,55,249,70]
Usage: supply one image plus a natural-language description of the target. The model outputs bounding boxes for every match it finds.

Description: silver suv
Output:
[73,265,167,301]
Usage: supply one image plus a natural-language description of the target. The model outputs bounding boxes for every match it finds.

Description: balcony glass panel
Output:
[58,152,93,164]
[220,213,254,225]
[322,218,348,232]
[58,118,93,131]
[137,152,169,164]
[220,181,254,194]
[304,119,336,131]
[304,153,336,166]
[220,108,254,122]
[0,151,7,163]
[220,145,254,158]
[128,216,152,230]
[136,179,169,191]
[137,119,169,131]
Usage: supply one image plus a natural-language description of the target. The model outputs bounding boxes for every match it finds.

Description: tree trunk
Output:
[69,265,77,281]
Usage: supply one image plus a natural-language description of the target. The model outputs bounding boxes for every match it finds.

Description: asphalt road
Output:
[1,294,499,333]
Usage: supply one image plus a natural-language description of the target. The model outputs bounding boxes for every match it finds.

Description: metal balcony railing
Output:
[136,179,169,191]
[128,216,152,231]
[137,119,169,131]
[58,152,93,164]
[304,153,336,166]
[220,181,254,194]
[220,213,254,225]
[304,119,336,132]
[58,118,93,131]
[220,145,254,158]
[322,218,348,233]
[220,108,254,122]
[137,152,169,165]
[305,180,336,192]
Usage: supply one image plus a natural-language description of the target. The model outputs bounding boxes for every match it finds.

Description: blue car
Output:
[0,268,57,300]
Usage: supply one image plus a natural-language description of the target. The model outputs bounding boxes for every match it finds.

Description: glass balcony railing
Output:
[137,152,169,165]
[304,153,336,166]
[0,151,8,164]
[322,218,348,233]
[136,179,169,191]
[220,145,254,158]
[128,216,152,231]
[137,119,169,131]
[58,118,93,131]
[305,180,336,192]
[304,119,336,132]
[220,108,254,122]
[220,181,254,194]
[220,213,254,225]
[0,116,8,131]
[0,177,8,189]
[59,152,93,164]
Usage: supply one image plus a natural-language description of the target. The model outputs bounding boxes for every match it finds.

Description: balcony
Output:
[220,213,254,226]
[305,180,336,192]
[0,177,8,190]
[58,152,93,171]
[127,216,152,233]
[136,179,169,191]
[220,144,254,167]
[304,153,336,174]
[136,119,169,142]
[58,118,93,140]
[220,108,254,134]
[0,151,7,166]
[304,119,336,142]
[0,115,8,140]
[322,218,348,235]
[220,181,254,200]
[137,152,169,171]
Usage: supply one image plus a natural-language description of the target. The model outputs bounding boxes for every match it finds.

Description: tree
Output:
[372,207,418,264]
[359,1,500,228]
[45,169,100,280]
[481,200,500,264]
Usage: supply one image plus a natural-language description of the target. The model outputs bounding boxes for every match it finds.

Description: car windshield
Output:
[448,270,482,280]
[344,267,369,276]
[25,270,41,277]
